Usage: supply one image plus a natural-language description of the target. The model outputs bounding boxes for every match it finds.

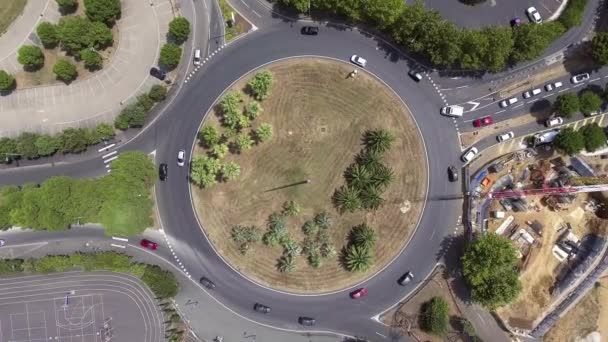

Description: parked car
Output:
[159,163,168,181]
[298,317,316,326]
[497,131,515,142]
[301,26,319,35]
[523,88,542,99]
[526,7,542,23]
[350,288,368,299]
[571,73,590,84]
[545,81,563,91]
[398,271,414,286]
[408,69,423,82]
[140,239,158,250]
[193,49,202,66]
[149,67,166,80]
[200,277,216,289]
[177,149,185,167]
[350,55,367,67]
[440,105,464,117]
[545,117,564,127]
[253,303,271,314]
[499,97,518,108]
[473,116,493,127]
[448,166,458,182]
[461,147,479,163]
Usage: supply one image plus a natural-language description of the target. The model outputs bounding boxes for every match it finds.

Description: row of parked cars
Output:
[498,73,590,109]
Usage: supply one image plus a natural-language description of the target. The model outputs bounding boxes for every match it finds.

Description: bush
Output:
[168,17,191,44]
[148,84,167,102]
[80,49,103,70]
[114,103,147,129]
[17,45,44,70]
[0,70,16,93]
[35,135,60,156]
[57,16,93,54]
[592,32,608,65]
[159,43,182,70]
[247,71,274,100]
[60,128,89,153]
[90,21,113,49]
[579,90,602,115]
[0,138,18,163]
[36,22,59,48]
[84,0,121,26]
[141,264,178,298]
[559,0,588,29]
[56,0,77,13]
[16,132,40,159]
[581,123,606,152]
[420,297,449,336]
[554,93,579,118]
[199,126,220,147]
[53,59,78,82]
[96,122,115,140]
[136,93,155,112]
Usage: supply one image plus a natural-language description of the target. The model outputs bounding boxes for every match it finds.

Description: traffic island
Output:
[191,57,428,293]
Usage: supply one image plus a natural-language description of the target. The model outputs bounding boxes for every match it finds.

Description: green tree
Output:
[256,123,273,142]
[368,163,394,189]
[279,0,309,12]
[190,156,220,188]
[234,133,253,152]
[84,0,121,26]
[36,22,59,48]
[53,59,78,82]
[199,126,220,147]
[554,127,585,155]
[420,297,449,336]
[579,91,602,115]
[0,70,16,93]
[37,176,75,230]
[168,17,191,44]
[120,103,147,128]
[580,123,606,152]
[17,132,40,159]
[363,129,395,154]
[148,84,167,102]
[95,123,115,141]
[9,184,42,228]
[461,233,521,309]
[56,0,78,13]
[90,21,113,49]
[333,185,361,213]
[212,143,229,159]
[554,93,580,118]
[350,223,376,249]
[481,26,513,72]
[159,43,182,70]
[364,0,404,29]
[221,161,240,181]
[345,163,371,190]
[17,45,44,70]
[59,128,89,153]
[458,29,488,70]
[136,94,155,112]
[35,135,60,156]
[314,212,331,229]
[511,22,565,63]
[245,101,262,120]
[247,71,274,100]
[80,49,103,70]
[344,244,372,272]
[231,225,260,254]
[282,200,300,216]
[277,254,295,273]
[141,265,178,298]
[592,32,608,65]
[558,0,587,29]
[302,221,319,236]
[57,16,92,54]
[360,187,385,210]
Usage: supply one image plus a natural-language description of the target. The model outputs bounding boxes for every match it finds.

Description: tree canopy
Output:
[592,32,608,65]
[168,17,191,44]
[84,0,121,26]
[580,123,606,152]
[17,45,44,69]
[554,127,585,155]
[579,91,602,115]
[554,93,580,118]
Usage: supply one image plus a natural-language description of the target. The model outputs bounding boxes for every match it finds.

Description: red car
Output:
[473,116,493,127]
[350,288,368,299]
[140,239,158,250]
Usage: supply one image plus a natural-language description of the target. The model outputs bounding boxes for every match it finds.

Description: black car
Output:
[200,277,216,289]
[150,67,166,80]
[159,163,168,181]
[408,69,423,82]
[253,303,271,314]
[301,26,319,35]
[298,316,316,326]
[397,271,414,286]
[448,166,458,182]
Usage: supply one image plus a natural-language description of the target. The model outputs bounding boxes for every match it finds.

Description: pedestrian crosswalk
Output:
[99,143,118,173]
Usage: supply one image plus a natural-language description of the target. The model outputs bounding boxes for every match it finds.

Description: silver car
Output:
[177,149,185,167]
[350,55,367,67]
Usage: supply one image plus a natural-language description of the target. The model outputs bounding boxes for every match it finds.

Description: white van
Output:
[193,49,201,66]
[440,105,464,117]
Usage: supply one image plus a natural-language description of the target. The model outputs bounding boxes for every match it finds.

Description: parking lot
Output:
[0,272,163,342]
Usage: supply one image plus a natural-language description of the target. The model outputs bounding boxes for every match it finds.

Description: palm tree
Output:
[212,143,229,159]
[320,242,336,258]
[308,251,322,268]
[267,213,285,230]
[282,238,302,257]
[351,223,376,249]
[368,163,394,189]
[231,225,248,244]
[256,123,273,142]
[300,237,317,255]
[356,149,381,167]
[314,212,331,229]
[345,163,371,190]
[302,221,318,236]
[333,185,362,213]
[282,200,300,216]
[359,188,385,211]
[221,161,241,181]
[344,244,373,272]
[363,129,395,154]
[277,254,295,273]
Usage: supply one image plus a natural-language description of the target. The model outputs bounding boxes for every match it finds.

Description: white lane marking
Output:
[542,94,553,98]
[252,10,262,17]
[240,0,250,7]
[110,243,126,249]
[376,332,387,339]
[101,151,117,159]
[98,143,116,152]
[103,156,118,164]
[558,88,569,93]
[438,85,469,91]
[496,109,506,114]
[528,98,539,103]
[512,103,524,109]
[573,83,585,88]
[111,237,128,242]
[591,77,600,82]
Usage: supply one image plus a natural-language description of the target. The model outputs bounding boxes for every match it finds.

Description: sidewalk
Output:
[0,0,175,137]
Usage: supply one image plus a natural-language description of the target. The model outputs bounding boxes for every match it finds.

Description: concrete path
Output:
[0,0,175,137]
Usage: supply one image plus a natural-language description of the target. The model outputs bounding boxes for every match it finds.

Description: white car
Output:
[545,117,564,127]
[461,147,479,163]
[526,7,542,24]
[193,49,202,66]
[177,149,185,167]
[523,88,542,99]
[440,105,464,117]
[499,97,518,108]
[545,81,563,91]
[571,73,590,84]
[497,132,515,142]
[350,55,367,67]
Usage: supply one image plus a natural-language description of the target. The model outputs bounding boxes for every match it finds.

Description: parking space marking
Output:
[591,78,600,82]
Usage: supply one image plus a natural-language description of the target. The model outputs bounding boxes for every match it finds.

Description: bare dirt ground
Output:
[192,58,428,293]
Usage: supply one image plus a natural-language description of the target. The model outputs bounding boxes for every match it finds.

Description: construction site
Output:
[469,148,608,335]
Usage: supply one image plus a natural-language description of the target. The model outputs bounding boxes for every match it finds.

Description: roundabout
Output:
[191,57,428,294]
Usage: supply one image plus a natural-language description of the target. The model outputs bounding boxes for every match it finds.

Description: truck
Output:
[534,129,560,145]
[440,105,464,117]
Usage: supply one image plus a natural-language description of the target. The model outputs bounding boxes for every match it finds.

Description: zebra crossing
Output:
[99,143,118,173]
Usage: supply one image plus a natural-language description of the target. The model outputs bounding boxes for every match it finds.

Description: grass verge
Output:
[192,58,427,293]
[0,0,27,35]
[218,0,250,41]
